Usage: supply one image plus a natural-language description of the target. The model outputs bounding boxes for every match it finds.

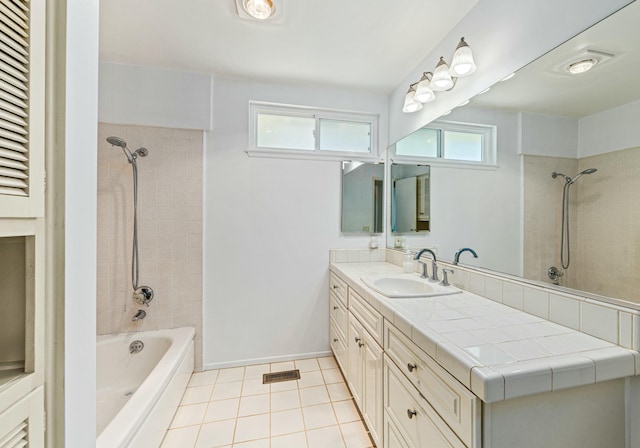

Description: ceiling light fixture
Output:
[243,0,275,20]
[402,37,476,113]
[567,58,597,74]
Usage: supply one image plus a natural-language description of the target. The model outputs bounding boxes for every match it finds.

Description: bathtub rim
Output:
[96,326,195,447]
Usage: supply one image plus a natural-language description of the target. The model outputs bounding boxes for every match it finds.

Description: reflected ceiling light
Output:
[431,57,455,91]
[478,87,490,95]
[402,83,423,113]
[401,37,476,113]
[500,73,515,82]
[415,72,436,103]
[243,0,275,20]
[567,58,597,74]
[458,99,470,107]
[450,37,477,77]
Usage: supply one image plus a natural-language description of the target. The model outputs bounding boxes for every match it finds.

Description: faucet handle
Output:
[440,268,454,287]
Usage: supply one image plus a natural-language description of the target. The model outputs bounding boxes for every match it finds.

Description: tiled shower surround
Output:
[97,123,204,370]
[523,148,640,303]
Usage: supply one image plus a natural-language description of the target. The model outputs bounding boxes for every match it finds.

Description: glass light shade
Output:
[402,88,422,113]
[567,58,597,74]
[431,57,454,91]
[415,72,436,103]
[244,0,274,20]
[450,38,476,77]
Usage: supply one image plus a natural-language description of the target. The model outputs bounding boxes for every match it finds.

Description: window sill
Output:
[246,148,383,163]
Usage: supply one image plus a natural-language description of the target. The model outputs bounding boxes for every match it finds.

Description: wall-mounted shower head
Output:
[106,136,127,148]
[551,171,571,183]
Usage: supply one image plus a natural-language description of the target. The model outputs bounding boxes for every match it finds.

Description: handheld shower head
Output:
[106,136,127,148]
[569,168,597,184]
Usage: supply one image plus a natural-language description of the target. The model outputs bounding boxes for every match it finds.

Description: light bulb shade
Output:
[450,38,476,77]
[415,72,436,103]
[402,87,423,113]
[430,57,454,91]
[243,0,274,20]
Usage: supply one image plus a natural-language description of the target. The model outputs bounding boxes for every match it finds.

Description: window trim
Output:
[392,120,497,169]
[247,101,380,161]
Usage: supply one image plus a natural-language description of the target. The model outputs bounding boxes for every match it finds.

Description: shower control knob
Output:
[133,286,154,306]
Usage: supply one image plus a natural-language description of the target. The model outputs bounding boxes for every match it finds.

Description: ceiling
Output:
[471,1,640,118]
[99,0,478,94]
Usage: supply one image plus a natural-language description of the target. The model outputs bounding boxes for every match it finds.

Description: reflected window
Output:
[395,120,496,165]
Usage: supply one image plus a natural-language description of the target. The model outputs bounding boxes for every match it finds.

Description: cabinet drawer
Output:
[384,356,465,448]
[349,289,384,345]
[330,272,348,306]
[385,322,479,447]
[329,291,348,341]
[330,321,347,375]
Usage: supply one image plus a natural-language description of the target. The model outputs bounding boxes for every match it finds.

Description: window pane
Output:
[257,114,315,150]
[319,119,370,153]
[444,131,482,161]
[395,128,439,157]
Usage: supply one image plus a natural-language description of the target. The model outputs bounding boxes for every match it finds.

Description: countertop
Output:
[330,261,640,403]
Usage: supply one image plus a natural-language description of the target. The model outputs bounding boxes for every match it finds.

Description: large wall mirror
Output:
[341,161,384,234]
[387,1,640,307]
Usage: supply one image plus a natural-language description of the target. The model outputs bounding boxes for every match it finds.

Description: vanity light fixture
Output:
[415,72,436,103]
[243,0,275,20]
[402,83,423,113]
[402,37,476,113]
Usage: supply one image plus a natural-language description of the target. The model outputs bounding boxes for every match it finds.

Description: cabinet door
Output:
[362,329,383,447]
[0,386,44,448]
[347,314,363,409]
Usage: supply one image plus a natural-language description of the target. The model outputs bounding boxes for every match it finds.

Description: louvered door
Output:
[0,0,45,217]
[0,387,43,448]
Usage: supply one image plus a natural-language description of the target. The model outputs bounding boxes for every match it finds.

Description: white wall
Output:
[520,112,578,158]
[579,98,640,157]
[204,77,388,368]
[65,0,99,446]
[388,0,633,145]
[99,61,212,130]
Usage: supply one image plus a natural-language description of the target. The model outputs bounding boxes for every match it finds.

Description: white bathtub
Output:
[96,327,195,448]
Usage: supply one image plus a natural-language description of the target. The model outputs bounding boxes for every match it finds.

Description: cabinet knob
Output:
[358,342,364,348]
[333,338,339,343]
[407,363,417,372]
[354,337,361,343]
[333,285,339,289]
[407,409,417,419]
[333,306,339,310]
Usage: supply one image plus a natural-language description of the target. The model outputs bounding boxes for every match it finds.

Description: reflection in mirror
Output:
[388,1,640,306]
[390,164,430,234]
[341,161,384,234]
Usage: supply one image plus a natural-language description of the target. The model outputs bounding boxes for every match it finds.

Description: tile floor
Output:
[161,356,375,448]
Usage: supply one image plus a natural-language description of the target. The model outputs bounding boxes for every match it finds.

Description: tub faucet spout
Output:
[132,309,146,322]
[414,248,438,282]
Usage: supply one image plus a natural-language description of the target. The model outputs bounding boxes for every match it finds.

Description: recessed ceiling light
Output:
[235,0,284,22]
[567,58,597,74]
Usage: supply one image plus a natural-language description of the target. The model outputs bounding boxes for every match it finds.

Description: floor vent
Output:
[263,369,301,384]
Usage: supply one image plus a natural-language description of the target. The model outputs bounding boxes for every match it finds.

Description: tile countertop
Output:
[330,262,640,403]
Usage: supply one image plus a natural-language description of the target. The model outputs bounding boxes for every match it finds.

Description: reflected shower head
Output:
[106,136,127,148]
[569,168,597,184]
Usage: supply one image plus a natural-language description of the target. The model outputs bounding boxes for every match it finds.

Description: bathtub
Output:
[96,327,195,448]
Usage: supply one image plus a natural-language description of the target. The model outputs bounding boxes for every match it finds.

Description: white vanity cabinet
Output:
[329,273,349,373]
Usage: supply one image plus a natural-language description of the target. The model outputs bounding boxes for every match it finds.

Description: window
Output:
[395,120,496,166]
[248,102,379,160]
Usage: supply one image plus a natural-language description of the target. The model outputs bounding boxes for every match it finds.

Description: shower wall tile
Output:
[97,123,204,370]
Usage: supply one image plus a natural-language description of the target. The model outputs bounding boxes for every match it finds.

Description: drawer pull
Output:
[354,337,361,343]
[407,363,417,372]
[333,338,339,343]
[407,409,417,419]
[333,306,339,310]
[358,342,364,348]
[333,285,340,289]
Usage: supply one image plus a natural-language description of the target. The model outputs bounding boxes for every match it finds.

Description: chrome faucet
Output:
[414,248,438,282]
[453,247,478,265]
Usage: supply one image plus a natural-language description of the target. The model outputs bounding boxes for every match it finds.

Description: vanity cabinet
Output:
[329,273,349,373]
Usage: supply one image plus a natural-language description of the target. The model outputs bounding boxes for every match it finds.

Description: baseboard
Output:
[203,350,332,371]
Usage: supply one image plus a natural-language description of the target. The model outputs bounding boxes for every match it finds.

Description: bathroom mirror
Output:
[341,161,384,234]
[390,163,430,234]
[388,1,640,307]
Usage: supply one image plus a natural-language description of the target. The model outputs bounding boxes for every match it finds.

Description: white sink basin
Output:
[361,274,461,298]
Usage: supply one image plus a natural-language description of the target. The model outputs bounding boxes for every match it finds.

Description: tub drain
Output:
[129,340,144,354]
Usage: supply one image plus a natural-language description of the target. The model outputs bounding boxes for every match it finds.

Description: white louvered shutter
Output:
[0,0,30,197]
